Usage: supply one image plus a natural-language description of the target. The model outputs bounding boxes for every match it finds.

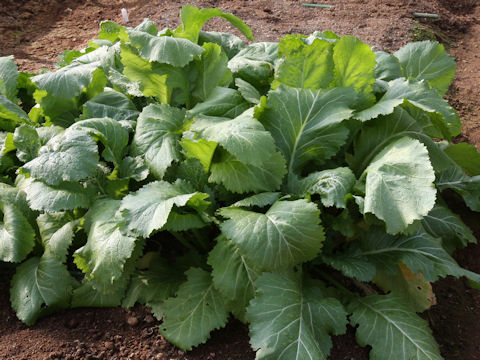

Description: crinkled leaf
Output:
[160,267,229,351]
[209,151,286,194]
[98,20,128,43]
[174,4,253,43]
[191,110,275,166]
[13,125,41,162]
[0,202,36,262]
[128,29,204,67]
[361,137,436,234]
[395,40,456,96]
[192,43,232,102]
[349,293,442,360]
[134,18,158,35]
[188,86,251,118]
[247,271,347,360]
[119,180,209,237]
[81,88,140,121]
[21,129,99,186]
[219,199,324,271]
[132,104,186,179]
[296,167,356,208]
[74,199,137,289]
[72,117,129,165]
[208,236,259,321]
[10,256,73,325]
[274,35,334,89]
[259,85,356,177]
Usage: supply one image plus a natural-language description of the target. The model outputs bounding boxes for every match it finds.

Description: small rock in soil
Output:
[127,316,139,326]
[144,314,155,324]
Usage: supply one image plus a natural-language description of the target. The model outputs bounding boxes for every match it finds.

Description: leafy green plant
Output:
[1,5,480,359]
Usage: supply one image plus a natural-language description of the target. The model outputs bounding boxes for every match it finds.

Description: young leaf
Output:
[219,199,324,271]
[132,104,186,179]
[259,85,356,177]
[10,256,73,326]
[235,78,261,104]
[360,137,436,234]
[119,180,209,238]
[349,293,442,360]
[247,271,347,360]
[21,129,99,186]
[274,35,334,89]
[160,267,229,351]
[208,236,259,321]
[394,40,456,96]
[81,88,140,121]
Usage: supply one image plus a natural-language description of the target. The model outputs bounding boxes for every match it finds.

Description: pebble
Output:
[127,316,139,326]
[144,314,155,324]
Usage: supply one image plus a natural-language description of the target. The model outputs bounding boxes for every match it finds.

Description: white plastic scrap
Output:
[121,8,129,23]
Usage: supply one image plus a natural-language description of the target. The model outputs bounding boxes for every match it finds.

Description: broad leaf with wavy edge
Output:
[132,103,186,179]
[119,180,209,238]
[247,271,347,360]
[259,85,356,182]
[360,137,436,234]
[219,199,323,271]
[349,293,442,360]
[159,267,229,351]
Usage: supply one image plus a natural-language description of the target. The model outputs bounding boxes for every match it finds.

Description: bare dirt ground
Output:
[0,1,479,359]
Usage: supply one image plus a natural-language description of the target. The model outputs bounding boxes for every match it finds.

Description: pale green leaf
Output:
[274,35,334,89]
[119,180,209,237]
[21,129,99,186]
[190,110,275,166]
[0,202,36,262]
[361,137,436,234]
[219,199,324,271]
[117,156,149,181]
[349,293,442,360]
[247,271,347,360]
[259,85,356,177]
[10,256,73,325]
[435,166,480,212]
[0,55,19,101]
[235,78,261,104]
[132,104,186,179]
[37,212,78,262]
[199,31,246,59]
[209,151,286,194]
[160,267,229,351]
[180,135,217,172]
[81,88,140,121]
[374,51,402,81]
[188,86,251,118]
[395,40,456,96]
[13,125,41,162]
[442,142,480,176]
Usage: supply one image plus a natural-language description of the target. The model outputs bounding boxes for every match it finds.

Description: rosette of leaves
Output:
[1,5,480,359]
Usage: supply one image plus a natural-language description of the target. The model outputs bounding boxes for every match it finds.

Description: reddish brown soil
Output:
[0,1,479,359]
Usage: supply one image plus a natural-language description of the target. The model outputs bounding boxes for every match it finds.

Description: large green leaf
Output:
[435,166,480,212]
[355,78,460,138]
[0,55,19,101]
[208,236,259,321]
[374,51,402,82]
[360,137,436,234]
[349,294,442,360]
[132,104,186,179]
[394,40,456,96]
[188,86,251,118]
[332,36,376,107]
[81,88,140,121]
[422,202,476,253]
[219,199,323,271]
[192,43,232,102]
[21,129,99,186]
[174,4,253,43]
[74,199,137,289]
[274,35,334,89]
[128,29,204,67]
[119,180,209,238]
[336,227,480,283]
[259,85,356,179]
[10,256,73,325]
[191,110,275,166]
[247,271,347,360]
[442,142,480,176]
[209,151,286,194]
[295,167,356,208]
[0,202,36,263]
[159,267,229,351]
